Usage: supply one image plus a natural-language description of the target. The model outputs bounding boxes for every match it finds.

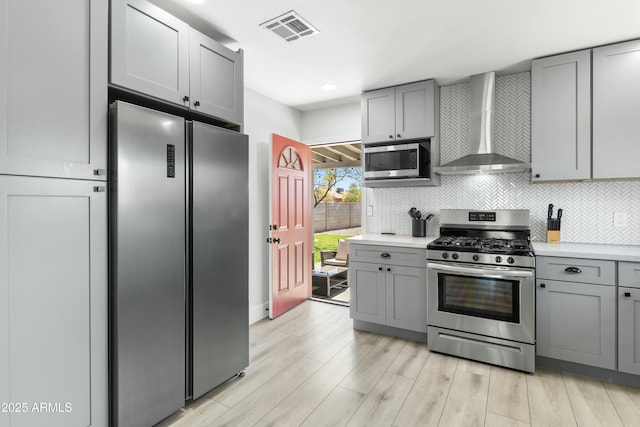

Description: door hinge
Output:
[93,186,106,193]
[94,169,106,176]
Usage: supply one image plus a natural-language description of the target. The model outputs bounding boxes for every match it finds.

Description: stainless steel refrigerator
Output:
[110,101,249,427]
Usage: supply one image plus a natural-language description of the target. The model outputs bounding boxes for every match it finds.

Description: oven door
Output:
[427,261,534,344]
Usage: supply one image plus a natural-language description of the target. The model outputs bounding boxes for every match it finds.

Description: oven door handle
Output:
[427,261,534,279]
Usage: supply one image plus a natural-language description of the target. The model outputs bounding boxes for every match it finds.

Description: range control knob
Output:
[442,253,449,259]
[452,253,459,260]
[495,256,502,263]
[472,255,480,261]
[507,257,515,264]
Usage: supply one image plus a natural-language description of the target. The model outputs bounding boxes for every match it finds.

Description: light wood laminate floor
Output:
[159,301,640,427]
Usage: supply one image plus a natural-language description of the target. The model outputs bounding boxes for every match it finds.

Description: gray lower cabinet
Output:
[593,39,640,179]
[0,176,107,427]
[350,261,386,324]
[349,244,427,333]
[385,265,427,332]
[531,50,591,181]
[0,0,107,180]
[536,256,616,370]
[618,287,640,375]
[536,279,616,369]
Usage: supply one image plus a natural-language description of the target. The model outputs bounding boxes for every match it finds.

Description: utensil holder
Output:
[412,219,426,237]
[546,230,560,243]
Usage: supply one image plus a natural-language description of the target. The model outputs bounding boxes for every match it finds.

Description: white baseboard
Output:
[249,301,269,324]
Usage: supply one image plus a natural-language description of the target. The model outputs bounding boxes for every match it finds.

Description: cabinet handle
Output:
[540,283,546,288]
[388,135,394,139]
[378,267,383,271]
[273,238,281,244]
[624,292,631,298]
[387,267,391,272]
[380,253,391,258]
[397,134,401,138]
[534,173,540,178]
[93,169,106,176]
[183,95,190,102]
[564,267,582,274]
[194,101,201,107]
[93,186,105,193]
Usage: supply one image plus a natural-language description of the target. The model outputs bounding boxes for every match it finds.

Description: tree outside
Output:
[313,167,361,208]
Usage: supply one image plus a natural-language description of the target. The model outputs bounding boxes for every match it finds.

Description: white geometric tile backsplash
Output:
[366,72,640,246]
[366,174,640,245]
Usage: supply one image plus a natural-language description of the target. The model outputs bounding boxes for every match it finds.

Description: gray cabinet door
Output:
[385,265,427,332]
[536,279,615,369]
[619,287,640,375]
[189,29,244,125]
[349,261,386,324]
[593,39,640,179]
[361,87,396,144]
[395,80,435,140]
[531,50,591,181]
[0,176,107,427]
[111,0,190,107]
[0,0,107,180]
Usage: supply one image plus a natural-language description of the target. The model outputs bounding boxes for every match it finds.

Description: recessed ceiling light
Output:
[322,83,337,91]
[185,0,205,4]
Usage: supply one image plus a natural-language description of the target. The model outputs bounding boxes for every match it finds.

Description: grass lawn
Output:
[313,233,353,265]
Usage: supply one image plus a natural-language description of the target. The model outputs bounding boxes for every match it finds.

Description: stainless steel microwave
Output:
[363,143,430,180]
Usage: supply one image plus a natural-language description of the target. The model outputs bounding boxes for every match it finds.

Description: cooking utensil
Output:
[414,210,422,220]
[547,203,554,220]
[408,207,417,218]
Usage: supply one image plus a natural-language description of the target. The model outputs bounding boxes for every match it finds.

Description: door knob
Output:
[378,267,383,271]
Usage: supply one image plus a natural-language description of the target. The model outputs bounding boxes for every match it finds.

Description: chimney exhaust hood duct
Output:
[434,72,530,175]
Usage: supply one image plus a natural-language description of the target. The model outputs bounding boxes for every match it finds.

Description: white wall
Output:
[244,88,302,323]
[301,102,361,145]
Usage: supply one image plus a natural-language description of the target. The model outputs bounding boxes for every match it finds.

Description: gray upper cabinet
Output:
[189,28,244,125]
[0,176,107,427]
[111,0,189,106]
[0,0,107,180]
[111,0,244,125]
[361,87,396,143]
[362,80,436,144]
[531,50,591,181]
[593,39,640,179]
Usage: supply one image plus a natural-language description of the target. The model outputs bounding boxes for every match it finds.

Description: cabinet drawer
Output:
[350,244,426,268]
[536,256,615,285]
[619,262,640,289]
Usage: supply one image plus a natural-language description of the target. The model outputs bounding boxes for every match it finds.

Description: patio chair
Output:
[321,239,349,268]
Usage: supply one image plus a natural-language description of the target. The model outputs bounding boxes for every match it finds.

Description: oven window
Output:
[438,273,520,323]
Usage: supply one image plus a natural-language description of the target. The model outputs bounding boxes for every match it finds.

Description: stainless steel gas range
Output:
[426,209,535,373]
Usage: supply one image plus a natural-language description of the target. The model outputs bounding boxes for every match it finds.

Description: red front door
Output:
[269,134,312,319]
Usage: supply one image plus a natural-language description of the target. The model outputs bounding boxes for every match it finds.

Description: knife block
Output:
[546,230,560,243]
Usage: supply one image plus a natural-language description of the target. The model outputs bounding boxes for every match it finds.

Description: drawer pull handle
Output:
[624,292,631,298]
[540,283,546,288]
[381,253,391,258]
[378,267,383,271]
[564,267,582,274]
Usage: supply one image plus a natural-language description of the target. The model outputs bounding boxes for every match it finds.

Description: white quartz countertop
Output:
[345,234,437,249]
[532,242,640,262]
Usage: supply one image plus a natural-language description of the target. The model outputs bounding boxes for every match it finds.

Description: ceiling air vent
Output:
[259,10,319,43]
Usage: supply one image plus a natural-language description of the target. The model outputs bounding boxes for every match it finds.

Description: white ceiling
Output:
[151,0,640,111]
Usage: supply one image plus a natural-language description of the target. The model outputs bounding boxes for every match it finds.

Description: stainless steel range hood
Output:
[434,72,530,175]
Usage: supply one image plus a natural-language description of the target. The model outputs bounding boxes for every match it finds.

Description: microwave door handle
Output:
[427,261,534,280]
